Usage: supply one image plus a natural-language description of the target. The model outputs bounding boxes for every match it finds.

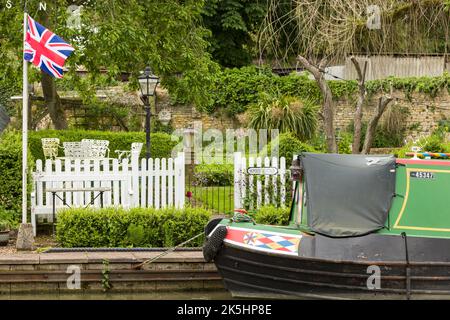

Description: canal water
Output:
[2,290,234,300]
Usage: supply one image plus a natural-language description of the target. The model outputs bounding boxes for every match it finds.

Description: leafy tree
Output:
[0,0,218,128]
[202,0,267,67]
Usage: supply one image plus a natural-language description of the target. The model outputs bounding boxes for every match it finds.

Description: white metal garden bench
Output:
[41,138,60,160]
[60,139,110,160]
[115,142,143,163]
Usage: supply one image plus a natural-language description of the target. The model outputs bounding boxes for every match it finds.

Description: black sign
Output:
[410,171,434,179]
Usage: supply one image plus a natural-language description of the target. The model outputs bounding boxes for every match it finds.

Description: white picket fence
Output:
[31,151,185,235]
[233,152,288,210]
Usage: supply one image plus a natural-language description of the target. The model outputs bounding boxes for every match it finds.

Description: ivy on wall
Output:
[206,67,450,116]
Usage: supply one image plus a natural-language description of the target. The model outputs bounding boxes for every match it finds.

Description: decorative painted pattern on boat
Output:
[222,226,302,256]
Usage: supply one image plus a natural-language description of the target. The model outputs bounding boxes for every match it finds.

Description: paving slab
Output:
[85,252,137,263]
[0,254,40,265]
[131,251,205,263]
[39,252,88,264]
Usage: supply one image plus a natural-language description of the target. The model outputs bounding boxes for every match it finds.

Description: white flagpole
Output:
[22,12,28,224]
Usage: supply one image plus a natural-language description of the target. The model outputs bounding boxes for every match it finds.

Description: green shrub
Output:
[253,205,290,226]
[422,135,446,153]
[28,130,181,161]
[0,206,19,229]
[0,220,10,232]
[396,134,447,158]
[56,206,212,248]
[246,93,318,141]
[194,163,234,186]
[0,130,33,217]
[337,131,353,154]
[262,132,318,161]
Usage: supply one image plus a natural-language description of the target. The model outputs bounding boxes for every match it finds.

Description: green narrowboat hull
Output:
[204,158,450,299]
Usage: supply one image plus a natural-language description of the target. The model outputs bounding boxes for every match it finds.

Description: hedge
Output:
[0,130,33,221]
[56,206,212,248]
[253,205,291,226]
[28,129,181,161]
[193,162,234,186]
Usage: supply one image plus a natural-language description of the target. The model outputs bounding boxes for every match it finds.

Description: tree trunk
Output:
[297,55,337,153]
[41,72,67,129]
[39,8,67,130]
[350,56,367,154]
[361,96,393,154]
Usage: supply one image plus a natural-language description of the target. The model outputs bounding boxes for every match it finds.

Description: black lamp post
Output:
[138,66,160,160]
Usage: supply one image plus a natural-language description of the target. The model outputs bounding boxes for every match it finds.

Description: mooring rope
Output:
[232,212,255,223]
[232,209,256,224]
[132,232,205,270]
[401,232,411,300]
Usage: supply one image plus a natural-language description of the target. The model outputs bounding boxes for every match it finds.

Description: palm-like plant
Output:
[246,92,318,141]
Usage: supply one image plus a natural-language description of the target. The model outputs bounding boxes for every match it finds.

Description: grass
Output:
[189,186,234,214]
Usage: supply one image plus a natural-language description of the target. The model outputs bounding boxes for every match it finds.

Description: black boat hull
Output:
[212,231,450,300]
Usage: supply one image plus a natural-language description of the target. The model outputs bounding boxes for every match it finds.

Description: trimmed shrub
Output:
[0,130,33,220]
[28,129,181,160]
[0,206,19,229]
[253,205,290,226]
[56,206,212,248]
[193,163,234,186]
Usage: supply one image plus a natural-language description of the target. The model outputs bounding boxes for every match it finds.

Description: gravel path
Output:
[0,234,58,255]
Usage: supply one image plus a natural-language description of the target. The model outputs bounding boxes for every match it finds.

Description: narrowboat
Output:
[203,153,450,299]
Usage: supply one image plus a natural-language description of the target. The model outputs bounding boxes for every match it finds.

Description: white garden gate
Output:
[31,151,185,235]
[233,152,289,210]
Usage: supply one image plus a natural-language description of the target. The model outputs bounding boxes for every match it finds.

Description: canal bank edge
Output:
[0,250,224,296]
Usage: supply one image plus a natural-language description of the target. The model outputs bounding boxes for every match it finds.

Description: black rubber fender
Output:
[203,225,227,262]
[204,218,223,238]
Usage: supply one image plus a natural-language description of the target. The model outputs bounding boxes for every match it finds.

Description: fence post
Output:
[175,152,185,208]
[280,157,286,207]
[233,152,242,209]
[131,150,140,207]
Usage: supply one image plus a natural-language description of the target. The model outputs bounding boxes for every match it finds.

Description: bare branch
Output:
[350,56,368,153]
[361,96,393,154]
[297,55,337,153]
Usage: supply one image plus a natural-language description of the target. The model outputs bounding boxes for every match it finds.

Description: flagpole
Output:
[22,11,28,224]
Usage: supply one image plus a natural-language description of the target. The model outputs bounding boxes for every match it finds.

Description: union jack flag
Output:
[24,15,74,78]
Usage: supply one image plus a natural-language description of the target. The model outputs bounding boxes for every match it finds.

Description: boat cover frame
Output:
[301,153,396,237]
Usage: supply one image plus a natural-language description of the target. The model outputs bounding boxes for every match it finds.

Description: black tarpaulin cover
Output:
[301,153,396,237]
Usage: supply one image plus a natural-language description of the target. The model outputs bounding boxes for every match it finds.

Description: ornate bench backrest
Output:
[81,139,110,158]
[131,142,143,154]
[63,141,85,158]
[41,138,60,160]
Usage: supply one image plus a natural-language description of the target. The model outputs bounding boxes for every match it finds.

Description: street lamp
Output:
[138,66,160,160]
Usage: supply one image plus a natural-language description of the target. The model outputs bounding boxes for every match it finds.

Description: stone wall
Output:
[57,85,239,132]
[162,87,450,140]
[334,89,450,141]
[154,88,238,131]
[25,83,450,140]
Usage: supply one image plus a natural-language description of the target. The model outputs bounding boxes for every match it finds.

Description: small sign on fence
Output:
[247,167,278,175]
[234,152,288,210]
